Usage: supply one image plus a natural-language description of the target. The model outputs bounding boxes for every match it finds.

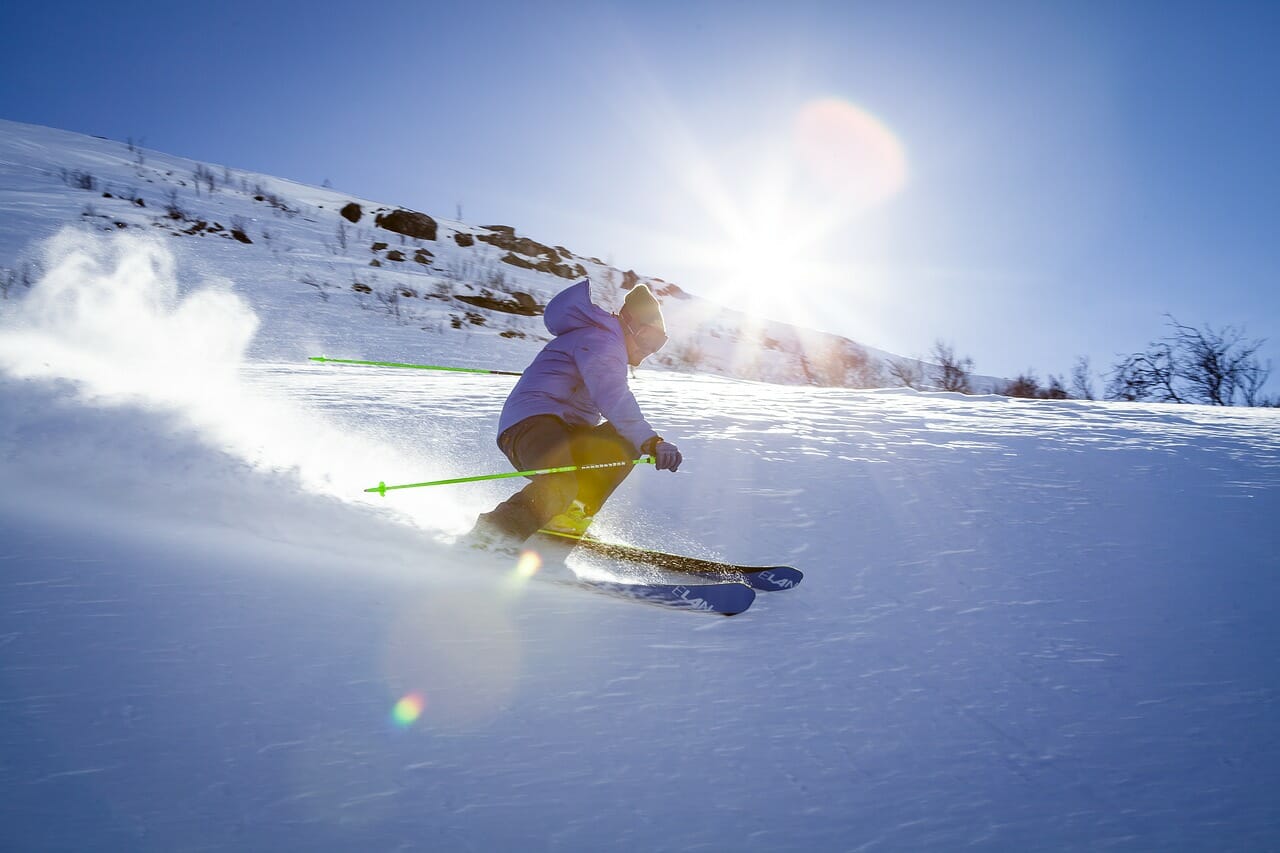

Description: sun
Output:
[703,220,836,323]
[665,97,909,328]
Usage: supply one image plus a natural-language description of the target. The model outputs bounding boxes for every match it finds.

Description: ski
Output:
[534,529,803,592]
[564,577,755,616]
[461,538,756,616]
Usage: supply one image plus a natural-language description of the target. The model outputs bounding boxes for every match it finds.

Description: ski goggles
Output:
[623,316,669,355]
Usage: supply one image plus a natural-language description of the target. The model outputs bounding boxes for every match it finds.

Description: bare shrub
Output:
[888,358,925,390]
[998,370,1069,400]
[1070,356,1096,400]
[164,188,187,220]
[113,185,143,206]
[931,340,974,393]
[193,163,216,195]
[375,288,402,320]
[251,183,297,216]
[62,169,98,191]
[1044,374,1069,399]
[1001,372,1042,398]
[842,344,884,388]
[301,273,332,302]
[483,260,508,290]
[126,136,147,164]
[1107,315,1270,406]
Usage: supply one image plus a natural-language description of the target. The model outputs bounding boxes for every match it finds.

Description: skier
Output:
[466,279,682,552]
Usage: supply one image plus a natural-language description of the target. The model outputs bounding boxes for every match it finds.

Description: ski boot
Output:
[544,499,594,539]
[461,515,527,557]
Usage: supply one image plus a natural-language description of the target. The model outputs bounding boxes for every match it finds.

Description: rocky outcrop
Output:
[375,209,437,241]
[455,288,544,316]
[498,252,587,279]
[477,227,585,279]
[477,226,561,259]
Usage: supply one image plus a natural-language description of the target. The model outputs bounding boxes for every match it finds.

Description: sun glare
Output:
[668,96,908,330]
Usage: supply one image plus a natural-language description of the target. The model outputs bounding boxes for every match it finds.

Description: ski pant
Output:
[476,415,639,542]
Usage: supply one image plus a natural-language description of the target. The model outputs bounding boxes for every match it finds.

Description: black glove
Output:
[654,441,682,472]
[643,436,682,472]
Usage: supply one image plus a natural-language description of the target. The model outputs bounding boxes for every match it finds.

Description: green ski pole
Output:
[365,457,656,497]
[310,355,523,376]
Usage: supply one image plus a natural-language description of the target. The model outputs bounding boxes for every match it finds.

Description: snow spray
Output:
[0,228,466,531]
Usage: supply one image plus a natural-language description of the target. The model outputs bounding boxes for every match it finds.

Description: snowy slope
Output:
[2,121,1280,851]
[0,118,960,389]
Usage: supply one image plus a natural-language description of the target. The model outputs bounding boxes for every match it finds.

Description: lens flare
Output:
[383,597,523,731]
[514,550,542,579]
[793,97,909,206]
[499,549,547,597]
[391,692,426,727]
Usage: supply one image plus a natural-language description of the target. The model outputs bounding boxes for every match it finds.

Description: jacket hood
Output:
[544,279,618,337]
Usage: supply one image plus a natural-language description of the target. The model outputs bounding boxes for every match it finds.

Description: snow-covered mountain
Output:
[2,119,1278,851]
[0,118,940,389]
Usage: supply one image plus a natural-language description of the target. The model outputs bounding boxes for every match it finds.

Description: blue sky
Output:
[2,0,1277,387]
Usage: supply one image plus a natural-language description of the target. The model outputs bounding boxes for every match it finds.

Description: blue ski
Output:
[535,530,803,592]
[567,577,755,616]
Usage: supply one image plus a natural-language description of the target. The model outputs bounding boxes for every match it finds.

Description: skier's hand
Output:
[653,441,682,472]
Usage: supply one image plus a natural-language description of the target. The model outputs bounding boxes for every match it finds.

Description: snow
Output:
[2,120,1280,851]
